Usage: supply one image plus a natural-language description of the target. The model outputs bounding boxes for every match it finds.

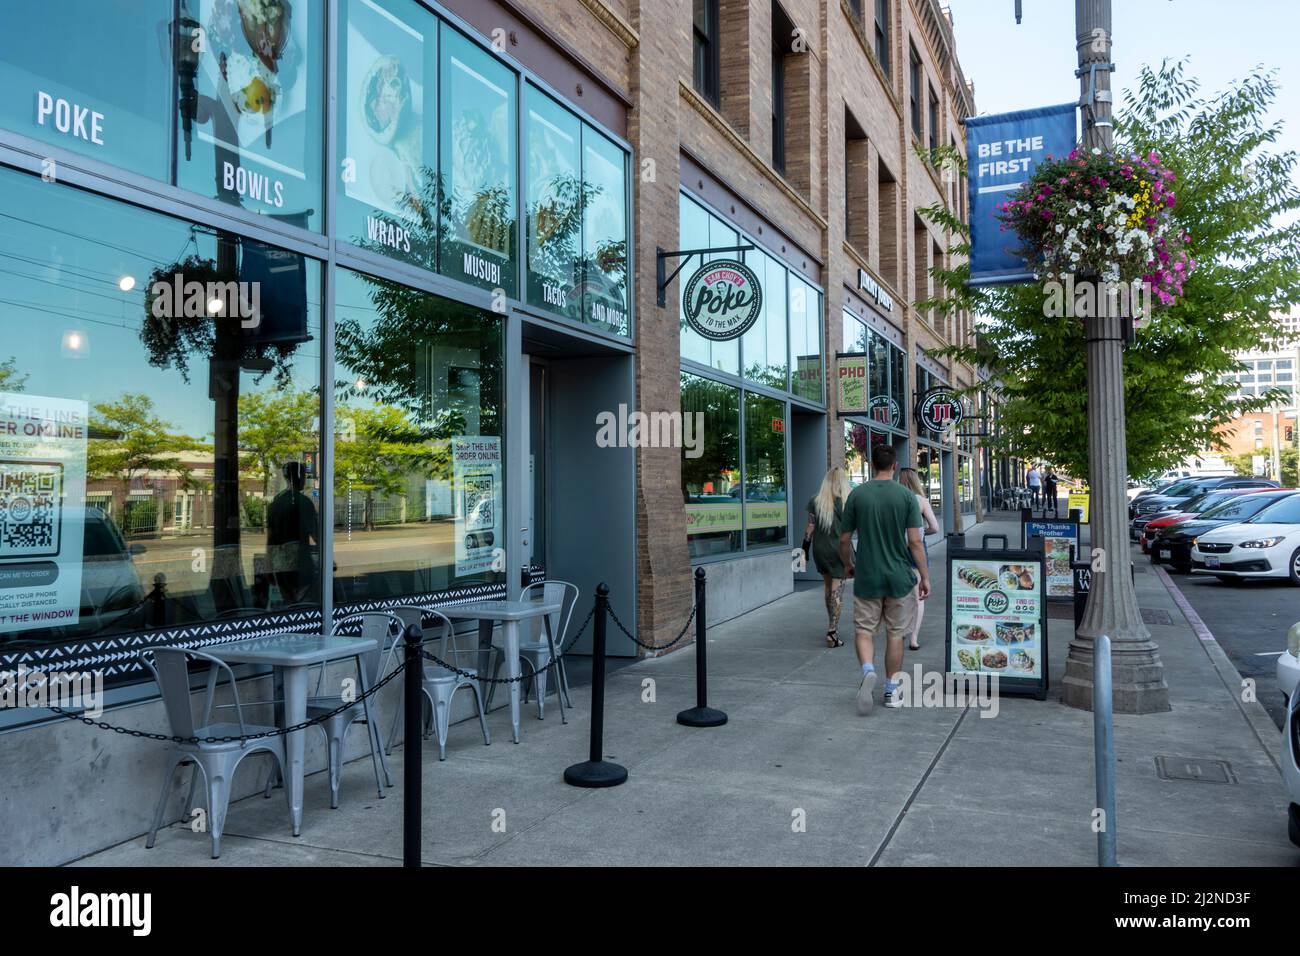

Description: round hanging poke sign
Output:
[682,259,763,341]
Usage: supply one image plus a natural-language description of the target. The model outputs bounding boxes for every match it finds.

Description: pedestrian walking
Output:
[838,445,930,714]
[1026,464,1043,509]
[897,467,940,651]
[803,466,852,647]
[1044,468,1059,515]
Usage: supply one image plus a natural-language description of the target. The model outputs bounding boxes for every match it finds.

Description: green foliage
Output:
[87,393,207,491]
[918,63,1300,477]
[238,389,317,495]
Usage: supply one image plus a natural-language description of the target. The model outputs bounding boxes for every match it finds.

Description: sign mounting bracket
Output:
[656,244,755,307]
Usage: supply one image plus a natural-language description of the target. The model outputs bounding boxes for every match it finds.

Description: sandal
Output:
[826,631,845,648]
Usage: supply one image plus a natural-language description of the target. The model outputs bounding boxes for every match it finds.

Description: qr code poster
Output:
[452,436,501,576]
[0,393,88,633]
[0,461,63,558]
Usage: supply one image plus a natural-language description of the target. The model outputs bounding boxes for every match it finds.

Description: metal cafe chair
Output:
[262,611,397,808]
[140,647,290,859]
[385,605,491,761]
[489,580,579,722]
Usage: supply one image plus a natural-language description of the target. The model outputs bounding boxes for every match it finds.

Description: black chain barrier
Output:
[607,602,696,654]
[46,659,409,745]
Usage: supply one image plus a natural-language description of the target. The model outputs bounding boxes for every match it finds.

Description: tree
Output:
[238,389,317,497]
[333,404,435,532]
[920,63,1300,478]
[87,393,207,527]
[0,357,28,393]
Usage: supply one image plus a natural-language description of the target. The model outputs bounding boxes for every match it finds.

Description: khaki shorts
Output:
[852,590,919,642]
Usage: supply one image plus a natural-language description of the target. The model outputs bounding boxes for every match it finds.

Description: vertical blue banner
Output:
[964,103,1077,286]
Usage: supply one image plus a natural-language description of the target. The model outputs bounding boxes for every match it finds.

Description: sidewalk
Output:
[74,517,1298,867]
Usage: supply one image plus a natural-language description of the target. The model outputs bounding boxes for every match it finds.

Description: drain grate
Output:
[1154,756,1237,784]
[1141,607,1174,626]
[1133,565,1147,574]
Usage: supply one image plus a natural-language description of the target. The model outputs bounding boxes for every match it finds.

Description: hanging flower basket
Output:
[997,147,1195,308]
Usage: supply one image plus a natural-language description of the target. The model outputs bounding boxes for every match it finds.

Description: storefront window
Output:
[0,1,172,182]
[890,343,906,413]
[678,193,739,376]
[868,328,889,410]
[959,455,975,512]
[333,268,504,602]
[741,249,788,388]
[581,128,629,335]
[682,372,741,557]
[789,278,822,403]
[439,28,516,295]
[0,166,322,648]
[176,0,325,233]
[744,393,787,548]
[844,422,870,485]
[525,86,583,323]
[337,0,439,270]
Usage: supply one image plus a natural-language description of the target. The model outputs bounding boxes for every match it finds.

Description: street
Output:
[1155,561,1297,728]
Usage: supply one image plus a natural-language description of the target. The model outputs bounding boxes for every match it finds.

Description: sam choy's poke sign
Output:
[682,259,763,341]
[917,387,964,433]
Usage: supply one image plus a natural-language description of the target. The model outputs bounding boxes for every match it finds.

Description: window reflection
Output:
[744,393,787,547]
[525,87,583,323]
[333,269,504,602]
[0,167,322,648]
[681,372,740,557]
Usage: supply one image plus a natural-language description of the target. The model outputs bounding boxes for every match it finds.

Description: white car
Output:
[1280,622,1300,703]
[1189,492,1300,585]
[1284,670,1300,848]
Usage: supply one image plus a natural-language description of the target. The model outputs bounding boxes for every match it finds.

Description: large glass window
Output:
[790,278,822,403]
[581,128,629,335]
[525,86,583,323]
[890,342,906,413]
[868,328,889,410]
[0,166,322,649]
[0,1,172,182]
[693,0,720,107]
[682,372,740,558]
[741,249,788,388]
[439,28,516,295]
[176,0,326,232]
[680,193,820,390]
[337,0,439,270]
[874,0,891,76]
[744,393,787,548]
[333,268,504,602]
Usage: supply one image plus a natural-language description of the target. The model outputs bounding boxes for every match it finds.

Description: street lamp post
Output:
[1060,0,1171,712]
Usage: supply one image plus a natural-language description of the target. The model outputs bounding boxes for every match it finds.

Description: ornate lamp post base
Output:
[1062,635,1170,713]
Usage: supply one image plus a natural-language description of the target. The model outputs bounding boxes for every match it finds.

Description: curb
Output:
[1152,564,1282,774]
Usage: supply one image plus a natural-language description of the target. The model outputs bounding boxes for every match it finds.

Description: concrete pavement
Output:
[73,516,1299,867]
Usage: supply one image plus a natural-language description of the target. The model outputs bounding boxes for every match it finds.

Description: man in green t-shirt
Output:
[838,444,930,714]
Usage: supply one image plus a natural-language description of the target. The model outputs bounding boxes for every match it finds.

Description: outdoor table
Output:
[445,598,562,745]
[203,632,380,837]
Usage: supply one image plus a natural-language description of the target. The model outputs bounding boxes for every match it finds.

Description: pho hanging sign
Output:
[681,259,763,341]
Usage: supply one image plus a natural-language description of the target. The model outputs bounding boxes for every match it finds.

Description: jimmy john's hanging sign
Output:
[917,387,964,433]
[682,259,763,341]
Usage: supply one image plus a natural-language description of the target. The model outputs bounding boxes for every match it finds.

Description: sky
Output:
[946,0,1300,166]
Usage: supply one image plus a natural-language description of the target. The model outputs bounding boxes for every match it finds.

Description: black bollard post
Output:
[564,583,628,788]
[677,566,727,727]
[402,623,423,867]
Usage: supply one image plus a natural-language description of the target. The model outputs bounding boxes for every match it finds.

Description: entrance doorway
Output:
[520,322,636,655]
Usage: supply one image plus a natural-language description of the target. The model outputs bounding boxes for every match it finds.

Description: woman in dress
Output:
[898,467,941,650]
[802,466,852,647]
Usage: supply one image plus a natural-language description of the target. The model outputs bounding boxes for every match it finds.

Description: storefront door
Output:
[528,359,548,577]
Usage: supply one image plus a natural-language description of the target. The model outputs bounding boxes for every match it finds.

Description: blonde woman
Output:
[898,467,940,650]
[803,466,852,647]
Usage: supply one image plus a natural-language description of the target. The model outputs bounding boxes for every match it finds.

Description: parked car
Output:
[1150,490,1298,571]
[1190,492,1300,584]
[1129,476,1280,521]
[1131,488,1252,548]
[1282,667,1300,847]
[1128,477,1178,505]
[1278,620,1300,704]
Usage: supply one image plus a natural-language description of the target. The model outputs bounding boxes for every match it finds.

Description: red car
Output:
[1139,488,1253,554]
